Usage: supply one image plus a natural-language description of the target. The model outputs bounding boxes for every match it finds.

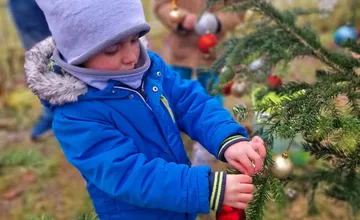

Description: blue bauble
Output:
[334,25,358,46]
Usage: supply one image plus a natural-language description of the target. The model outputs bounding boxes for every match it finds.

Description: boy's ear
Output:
[140,36,148,49]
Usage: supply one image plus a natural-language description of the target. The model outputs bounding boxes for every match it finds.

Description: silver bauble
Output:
[194,12,219,35]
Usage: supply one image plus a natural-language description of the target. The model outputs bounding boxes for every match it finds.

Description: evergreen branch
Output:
[208,0,360,217]
[315,69,357,84]
[210,37,240,74]
[307,183,319,215]
[302,142,348,160]
[293,168,360,212]
[343,39,360,56]
[210,0,360,73]
[253,1,345,72]
[233,104,249,122]
[268,178,287,207]
[277,82,310,95]
[291,8,330,16]
[246,176,271,220]
[294,168,337,184]
[326,170,360,211]
[340,144,360,170]
[221,1,255,13]
[245,137,278,219]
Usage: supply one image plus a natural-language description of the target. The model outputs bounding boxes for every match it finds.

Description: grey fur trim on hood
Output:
[25,36,149,106]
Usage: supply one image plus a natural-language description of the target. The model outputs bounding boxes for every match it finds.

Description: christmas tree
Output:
[202,0,360,219]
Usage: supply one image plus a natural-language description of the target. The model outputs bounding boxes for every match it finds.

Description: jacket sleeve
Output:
[153,0,190,31]
[52,111,211,214]
[159,55,248,158]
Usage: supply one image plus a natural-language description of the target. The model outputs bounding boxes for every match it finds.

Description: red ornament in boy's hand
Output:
[266,75,282,89]
[217,205,246,220]
[198,33,218,54]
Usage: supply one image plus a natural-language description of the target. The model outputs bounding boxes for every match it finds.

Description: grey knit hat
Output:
[35,0,150,65]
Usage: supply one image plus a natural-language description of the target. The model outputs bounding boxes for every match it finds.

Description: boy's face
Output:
[83,34,140,71]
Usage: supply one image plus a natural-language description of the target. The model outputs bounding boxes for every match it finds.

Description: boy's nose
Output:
[122,54,137,65]
[121,43,138,65]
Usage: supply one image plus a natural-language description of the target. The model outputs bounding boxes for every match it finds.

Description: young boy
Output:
[25,1,266,219]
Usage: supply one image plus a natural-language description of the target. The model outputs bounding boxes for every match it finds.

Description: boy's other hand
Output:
[224,136,266,176]
[182,13,197,30]
[223,174,254,209]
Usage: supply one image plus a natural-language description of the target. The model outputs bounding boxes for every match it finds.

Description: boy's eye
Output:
[131,38,139,43]
[104,51,117,56]
[104,46,118,56]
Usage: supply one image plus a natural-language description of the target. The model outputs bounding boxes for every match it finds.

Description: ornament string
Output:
[283,138,294,158]
[171,0,177,10]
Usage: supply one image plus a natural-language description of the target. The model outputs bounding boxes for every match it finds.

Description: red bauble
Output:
[198,33,218,54]
[217,206,246,220]
[223,81,234,96]
[267,75,282,89]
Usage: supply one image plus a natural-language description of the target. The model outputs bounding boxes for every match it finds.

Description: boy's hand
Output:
[224,136,266,176]
[223,174,254,209]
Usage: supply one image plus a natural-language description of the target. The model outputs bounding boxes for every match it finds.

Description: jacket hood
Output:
[25,36,149,106]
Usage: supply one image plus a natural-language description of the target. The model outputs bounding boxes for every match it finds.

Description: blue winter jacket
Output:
[24,38,248,220]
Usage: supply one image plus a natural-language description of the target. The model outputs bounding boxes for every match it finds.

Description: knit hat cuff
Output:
[67,23,150,65]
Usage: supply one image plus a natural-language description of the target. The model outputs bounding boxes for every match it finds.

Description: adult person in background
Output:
[8,0,53,141]
[153,0,244,166]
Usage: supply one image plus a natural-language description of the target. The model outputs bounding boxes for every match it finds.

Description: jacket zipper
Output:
[113,71,150,108]
[114,85,152,110]
[140,77,147,99]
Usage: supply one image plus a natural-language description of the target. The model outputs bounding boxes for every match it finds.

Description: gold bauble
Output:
[230,81,247,98]
[169,8,184,23]
[271,152,294,179]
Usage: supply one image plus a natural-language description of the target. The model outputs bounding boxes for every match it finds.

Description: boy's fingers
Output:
[232,202,248,210]
[238,155,254,175]
[237,183,254,193]
[237,193,254,203]
[251,142,266,160]
[246,149,262,172]
[251,136,264,144]
[237,174,252,184]
[230,160,248,175]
